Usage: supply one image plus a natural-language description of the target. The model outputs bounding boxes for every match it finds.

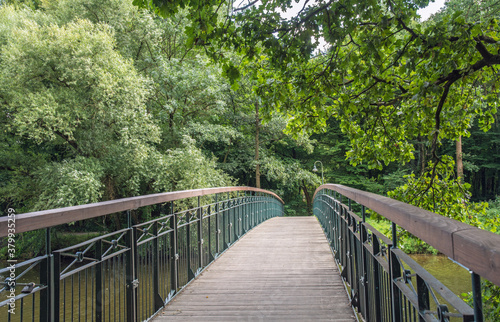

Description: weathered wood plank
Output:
[154,217,354,321]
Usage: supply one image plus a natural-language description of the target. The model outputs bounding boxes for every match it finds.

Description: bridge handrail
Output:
[1,186,284,321]
[314,183,500,287]
[0,186,283,237]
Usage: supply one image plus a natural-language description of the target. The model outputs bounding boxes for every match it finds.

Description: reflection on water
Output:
[411,254,472,296]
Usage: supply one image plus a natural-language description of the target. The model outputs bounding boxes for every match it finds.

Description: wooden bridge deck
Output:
[154,217,355,321]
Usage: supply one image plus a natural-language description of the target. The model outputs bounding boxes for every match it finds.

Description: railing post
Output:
[95,239,103,322]
[41,228,51,322]
[360,206,370,321]
[226,192,234,245]
[390,222,401,321]
[472,272,483,322]
[243,192,247,234]
[215,194,220,255]
[233,192,237,240]
[125,212,138,322]
[186,211,195,280]
[152,220,163,311]
[170,202,178,294]
[372,235,382,321]
[259,195,263,223]
[52,251,61,322]
[239,193,242,237]
[208,204,214,262]
[198,196,203,270]
[223,195,227,250]
[250,192,254,228]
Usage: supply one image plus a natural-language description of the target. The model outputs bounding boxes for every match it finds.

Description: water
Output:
[411,254,472,297]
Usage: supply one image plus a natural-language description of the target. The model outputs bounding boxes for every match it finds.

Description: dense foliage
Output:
[0,0,499,316]
[0,0,321,221]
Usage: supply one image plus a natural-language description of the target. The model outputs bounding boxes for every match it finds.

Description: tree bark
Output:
[456,136,463,180]
[301,180,312,215]
[255,100,261,188]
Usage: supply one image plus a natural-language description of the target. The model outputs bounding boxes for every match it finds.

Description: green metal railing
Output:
[0,187,284,321]
[314,184,500,322]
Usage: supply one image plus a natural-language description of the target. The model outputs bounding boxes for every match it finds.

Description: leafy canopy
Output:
[136,0,500,169]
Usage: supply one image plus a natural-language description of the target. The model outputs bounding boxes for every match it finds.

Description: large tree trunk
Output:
[255,100,261,188]
[456,136,463,181]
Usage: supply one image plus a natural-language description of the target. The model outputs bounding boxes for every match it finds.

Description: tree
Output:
[135,0,500,171]
[0,2,234,214]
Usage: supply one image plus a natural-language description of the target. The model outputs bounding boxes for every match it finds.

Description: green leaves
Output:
[0,17,158,156]
[388,156,488,226]
[34,157,104,210]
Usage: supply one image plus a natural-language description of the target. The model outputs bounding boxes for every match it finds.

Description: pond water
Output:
[411,253,472,297]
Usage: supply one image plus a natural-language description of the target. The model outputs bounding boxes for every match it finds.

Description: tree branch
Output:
[233,0,259,13]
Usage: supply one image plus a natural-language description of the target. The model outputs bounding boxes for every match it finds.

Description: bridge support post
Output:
[208,205,214,262]
[170,202,179,294]
[360,206,370,321]
[95,239,103,322]
[472,272,483,322]
[187,212,195,280]
[52,251,61,322]
[223,195,227,249]
[390,222,402,322]
[215,194,220,255]
[125,223,138,322]
[152,220,163,311]
[40,228,51,322]
[372,234,382,321]
[198,196,203,271]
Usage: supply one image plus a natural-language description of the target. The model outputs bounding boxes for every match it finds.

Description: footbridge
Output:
[1,185,499,321]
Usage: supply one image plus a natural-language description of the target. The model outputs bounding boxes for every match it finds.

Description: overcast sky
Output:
[417,0,447,20]
[277,0,448,21]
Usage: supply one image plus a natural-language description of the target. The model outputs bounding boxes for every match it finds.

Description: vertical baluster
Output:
[170,201,178,295]
[471,272,483,322]
[372,235,382,322]
[125,218,137,322]
[360,206,370,321]
[223,194,227,249]
[41,228,51,322]
[52,251,61,322]
[215,194,220,255]
[390,222,401,321]
[208,205,214,262]
[198,196,203,271]
[95,240,103,322]
[153,220,163,312]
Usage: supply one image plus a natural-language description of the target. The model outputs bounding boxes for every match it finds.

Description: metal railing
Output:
[0,187,284,321]
[313,184,500,322]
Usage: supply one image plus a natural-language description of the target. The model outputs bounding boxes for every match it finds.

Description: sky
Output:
[417,0,447,20]
[277,0,448,20]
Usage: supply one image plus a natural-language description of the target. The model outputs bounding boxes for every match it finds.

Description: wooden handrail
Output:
[314,184,500,286]
[0,186,283,237]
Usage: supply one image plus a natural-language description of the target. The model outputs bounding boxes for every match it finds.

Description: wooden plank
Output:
[154,217,355,321]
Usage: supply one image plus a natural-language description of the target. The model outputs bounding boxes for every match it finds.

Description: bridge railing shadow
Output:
[0,187,284,321]
[314,183,500,322]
